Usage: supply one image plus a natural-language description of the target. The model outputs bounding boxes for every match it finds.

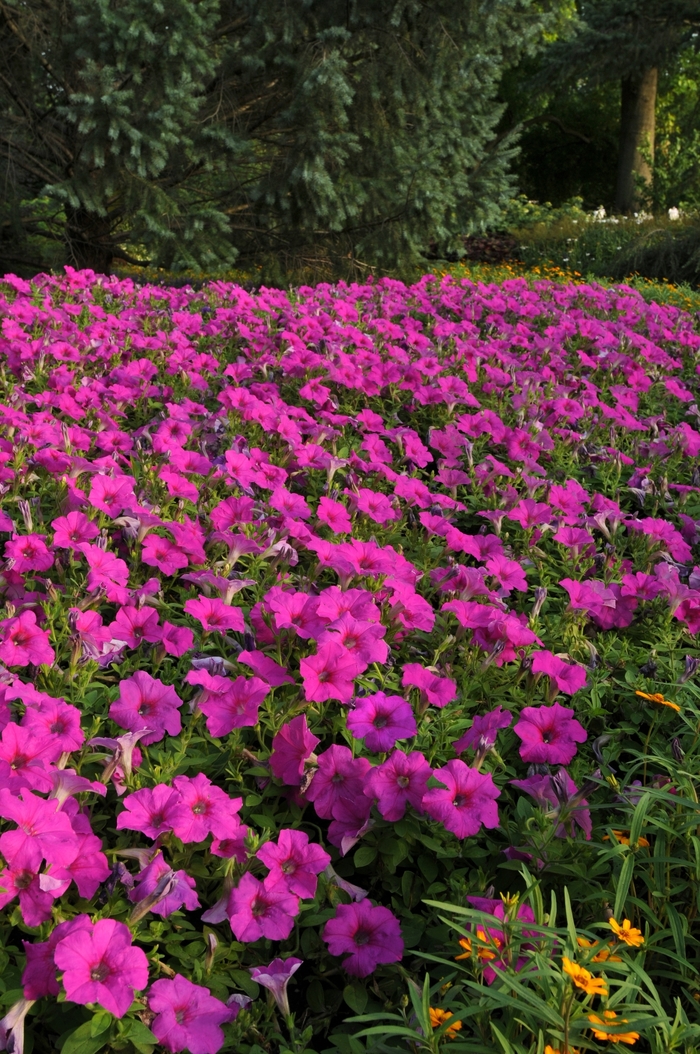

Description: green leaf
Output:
[614,853,635,920]
[90,1013,112,1039]
[60,1022,108,1054]
[343,983,367,1015]
[122,1021,157,1054]
[353,846,377,868]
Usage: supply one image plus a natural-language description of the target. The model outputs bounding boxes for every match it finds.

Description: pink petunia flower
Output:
[142,535,189,575]
[160,621,195,657]
[22,916,93,1000]
[198,675,269,737]
[422,760,500,839]
[129,851,200,918]
[249,958,302,1017]
[0,843,64,926]
[317,497,353,534]
[318,613,388,665]
[513,703,587,765]
[256,829,330,899]
[108,605,161,649]
[88,474,136,516]
[21,695,84,756]
[170,773,243,843]
[323,901,403,977]
[148,974,237,1054]
[0,611,55,668]
[53,917,149,1018]
[269,715,320,785]
[4,534,54,572]
[364,750,432,821]
[401,663,457,708]
[452,706,512,755]
[300,642,364,703]
[0,788,77,869]
[306,745,371,820]
[117,784,181,840]
[227,872,299,942]
[184,596,245,634]
[530,650,587,696]
[237,648,295,686]
[346,692,417,752]
[109,671,183,745]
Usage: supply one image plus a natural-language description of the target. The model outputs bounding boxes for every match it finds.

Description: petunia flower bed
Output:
[0,267,698,1053]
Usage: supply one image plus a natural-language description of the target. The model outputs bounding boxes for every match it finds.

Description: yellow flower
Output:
[635,690,680,712]
[562,956,608,997]
[588,1010,639,1044]
[429,1008,462,1040]
[609,918,644,947]
[454,929,500,962]
[603,831,650,848]
[544,1046,579,1054]
[576,937,622,963]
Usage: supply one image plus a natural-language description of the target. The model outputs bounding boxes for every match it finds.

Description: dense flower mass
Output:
[0,267,695,1051]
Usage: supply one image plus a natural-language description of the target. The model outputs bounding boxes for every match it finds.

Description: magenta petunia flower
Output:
[109,671,183,745]
[530,650,587,696]
[513,702,587,764]
[269,715,320,785]
[317,497,353,534]
[323,901,403,977]
[0,610,55,668]
[198,675,269,737]
[53,917,149,1018]
[452,705,513,755]
[88,474,136,516]
[148,974,236,1054]
[511,769,592,840]
[22,916,93,1000]
[364,750,432,821]
[171,773,243,843]
[237,648,295,686]
[160,621,195,657]
[117,784,181,840]
[306,745,371,820]
[318,613,388,665]
[141,535,189,575]
[227,872,299,942]
[108,605,162,649]
[422,760,500,839]
[249,957,302,1016]
[401,663,457,708]
[346,692,417,752]
[4,533,54,572]
[300,642,364,703]
[268,590,327,640]
[256,829,330,899]
[0,843,63,927]
[0,788,77,870]
[129,851,200,918]
[21,695,84,756]
[184,595,245,634]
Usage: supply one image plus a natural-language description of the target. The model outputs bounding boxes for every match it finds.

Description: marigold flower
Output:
[429,1008,462,1039]
[561,956,608,997]
[608,917,644,947]
[602,831,650,848]
[588,1010,639,1044]
[634,690,680,712]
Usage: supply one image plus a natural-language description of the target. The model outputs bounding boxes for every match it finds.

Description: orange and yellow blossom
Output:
[588,1010,639,1045]
[635,690,680,712]
[576,937,622,963]
[455,929,500,961]
[562,957,608,997]
[609,917,644,947]
[429,1008,462,1039]
[603,831,650,848]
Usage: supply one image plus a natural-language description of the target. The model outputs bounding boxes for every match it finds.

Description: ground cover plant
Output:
[0,267,699,1054]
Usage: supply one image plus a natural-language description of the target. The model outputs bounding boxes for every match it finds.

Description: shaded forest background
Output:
[0,0,698,281]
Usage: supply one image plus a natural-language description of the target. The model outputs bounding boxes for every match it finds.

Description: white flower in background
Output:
[592,206,606,221]
[668,206,680,221]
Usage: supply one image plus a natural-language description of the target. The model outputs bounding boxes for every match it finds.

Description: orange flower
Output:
[429,1008,462,1039]
[454,929,500,962]
[602,831,650,848]
[544,1047,579,1054]
[609,918,644,947]
[588,1010,639,1044]
[576,937,622,963]
[562,956,608,997]
[635,690,680,712]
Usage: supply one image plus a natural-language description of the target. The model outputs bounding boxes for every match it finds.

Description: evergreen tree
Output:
[533,1,700,212]
[0,0,554,276]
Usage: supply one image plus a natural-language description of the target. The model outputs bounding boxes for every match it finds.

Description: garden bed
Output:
[0,267,698,1053]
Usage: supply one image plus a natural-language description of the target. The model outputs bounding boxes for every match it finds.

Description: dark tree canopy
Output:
[0,0,554,276]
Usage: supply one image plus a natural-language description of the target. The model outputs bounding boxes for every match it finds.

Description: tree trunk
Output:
[615,67,657,214]
[64,208,114,274]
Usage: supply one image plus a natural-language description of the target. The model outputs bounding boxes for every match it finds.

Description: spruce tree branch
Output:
[521,113,593,143]
[0,2,68,93]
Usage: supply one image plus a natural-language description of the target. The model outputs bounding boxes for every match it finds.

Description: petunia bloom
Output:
[148,974,237,1054]
[269,715,320,785]
[346,692,417,752]
[453,706,512,756]
[256,829,330,899]
[364,750,432,822]
[227,872,299,942]
[513,703,587,765]
[323,901,403,977]
[109,671,183,745]
[53,917,149,1017]
[249,958,302,1017]
[422,760,500,839]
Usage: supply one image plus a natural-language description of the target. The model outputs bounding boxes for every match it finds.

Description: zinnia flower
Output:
[588,1010,639,1044]
[608,917,644,947]
[561,956,607,997]
[429,1008,462,1040]
[635,690,680,712]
